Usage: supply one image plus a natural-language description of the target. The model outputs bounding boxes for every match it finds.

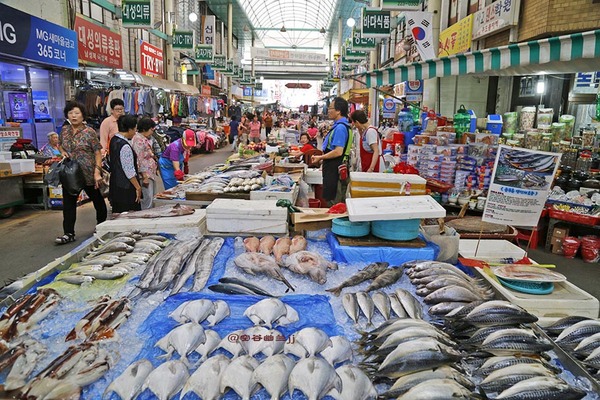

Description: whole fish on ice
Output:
[288,356,342,400]
[326,262,389,296]
[180,354,230,400]
[250,354,295,400]
[273,237,291,263]
[220,355,260,400]
[103,358,153,400]
[141,360,189,400]
[155,322,206,365]
[234,252,295,291]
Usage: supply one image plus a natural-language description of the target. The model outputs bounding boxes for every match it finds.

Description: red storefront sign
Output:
[201,85,211,96]
[140,41,164,77]
[74,14,122,68]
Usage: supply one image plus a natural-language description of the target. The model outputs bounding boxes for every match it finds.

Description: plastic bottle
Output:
[398,107,413,133]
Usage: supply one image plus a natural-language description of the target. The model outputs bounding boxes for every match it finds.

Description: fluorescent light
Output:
[536,81,545,94]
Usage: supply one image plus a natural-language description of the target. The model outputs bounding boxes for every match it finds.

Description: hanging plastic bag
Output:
[296,180,310,208]
[44,160,63,187]
[59,158,85,196]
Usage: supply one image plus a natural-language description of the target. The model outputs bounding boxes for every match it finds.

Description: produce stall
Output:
[1,196,600,400]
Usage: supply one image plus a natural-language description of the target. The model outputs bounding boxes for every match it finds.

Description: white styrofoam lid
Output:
[346,195,446,222]
[206,198,287,216]
[350,172,426,184]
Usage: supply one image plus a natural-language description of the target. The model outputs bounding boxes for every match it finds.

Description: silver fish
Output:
[220,355,260,400]
[241,326,284,357]
[395,289,424,319]
[294,327,333,358]
[288,357,342,400]
[181,354,230,400]
[574,331,600,357]
[480,363,556,393]
[583,345,600,369]
[169,299,215,324]
[78,258,119,267]
[142,360,189,400]
[389,294,408,318]
[328,365,377,400]
[87,242,134,257]
[384,366,474,398]
[244,298,288,328]
[234,252,295,291]
[428,301,471,316]
[542,316,591,336]
[377,326,455,354]
[371,291,391,320]
[356,291,375,325]
[479,328,553,356]
[169,238,210,295]
[133,242,162,254]
[424,285,488,304]
[464,301,538,327]
[207,300,230,327]
[103,358,153,400]
[365,267,403,292]
[326,262,389,296]
[320,336,353,366]
[148,238,202,292]
[56,274,95,286]
[136,238,168,248]
[277,303,300,326]
[194,329,221,361]
[495,376,586,400]
[218,329,246,357]
[250,354,295,400]
[396,378,476,400]
[192,237,224,291]
[342,292,360,323]
[556,319,600,347]
[477,356,560,377]
[155,322,206,365]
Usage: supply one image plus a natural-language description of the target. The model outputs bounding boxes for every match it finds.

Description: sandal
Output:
[55,233,76,245]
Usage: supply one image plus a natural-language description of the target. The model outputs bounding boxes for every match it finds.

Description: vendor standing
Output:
[132,117,158,209]
[159,129,196,190]
[108,115,142,213]
[312,97,353,206]
[350,110,384,173]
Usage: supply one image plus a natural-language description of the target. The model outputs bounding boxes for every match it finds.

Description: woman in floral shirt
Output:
[56,101,107,244]
[132,117,158,209]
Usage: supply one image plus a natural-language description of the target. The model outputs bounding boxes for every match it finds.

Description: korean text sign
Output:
[74,14,122,68]
[140,41,163,77]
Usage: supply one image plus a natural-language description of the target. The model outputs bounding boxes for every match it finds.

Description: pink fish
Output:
[289,235,307,254]
[244,237,260,253]
[273,237,291,263]
[259,236,276,255]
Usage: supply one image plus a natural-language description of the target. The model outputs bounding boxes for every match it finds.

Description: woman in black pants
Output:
[56,101,107,244]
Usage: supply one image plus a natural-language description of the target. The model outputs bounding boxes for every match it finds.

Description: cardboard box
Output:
[551,236,564,247]
[553,227,569,238]
[552,242,563,255]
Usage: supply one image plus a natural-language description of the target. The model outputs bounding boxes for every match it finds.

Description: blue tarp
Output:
[327,232,439,265]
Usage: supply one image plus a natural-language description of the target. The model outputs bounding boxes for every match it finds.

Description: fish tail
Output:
[325,287,342,296]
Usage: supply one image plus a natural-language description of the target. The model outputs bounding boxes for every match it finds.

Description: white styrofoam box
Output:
[346,195,446,222]
[475,268,599,320]
[206,199,287,219]
[0,151,11,161]
[15,159,35,173]
[459,239,526,262]
[206,217,288,234]
[350,172,426,186]
[7,160,24,173]
[96,209,206,236]
[304,168,323,185]
[265,145,279,154]
[250,184,299,204]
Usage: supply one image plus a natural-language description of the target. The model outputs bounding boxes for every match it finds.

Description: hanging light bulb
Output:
[346,17,356,28]
[189,12,198,22]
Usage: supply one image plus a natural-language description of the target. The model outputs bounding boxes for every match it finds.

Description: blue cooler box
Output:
[487,114,503,134]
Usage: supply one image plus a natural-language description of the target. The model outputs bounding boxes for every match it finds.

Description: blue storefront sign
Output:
[0,3,78,69]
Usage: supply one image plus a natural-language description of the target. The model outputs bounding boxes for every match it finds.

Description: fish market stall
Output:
[2,215,600,399]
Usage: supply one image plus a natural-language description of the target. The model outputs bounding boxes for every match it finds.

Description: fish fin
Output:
[325,287,342,296]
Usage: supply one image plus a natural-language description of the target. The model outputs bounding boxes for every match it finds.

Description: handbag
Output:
[59,158,86,196]
[98,167,110,198]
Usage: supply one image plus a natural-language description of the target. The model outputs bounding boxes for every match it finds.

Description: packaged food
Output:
[551,122,566,142]
[525,131,541,150]
[519,107,536,131]
[503,112,519,134]
[559,115,575,139]
[537,108,554,129]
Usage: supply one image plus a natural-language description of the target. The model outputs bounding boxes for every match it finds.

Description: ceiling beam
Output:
[254,27,324,32]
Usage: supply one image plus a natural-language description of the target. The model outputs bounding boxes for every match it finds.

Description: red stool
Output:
[515,227,540,250]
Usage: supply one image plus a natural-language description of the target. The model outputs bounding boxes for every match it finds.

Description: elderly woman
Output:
[39,132,62,158]
[159,128,196,190]
[132,117,158,209]
[56,101,107,244]
[108,115,142,213]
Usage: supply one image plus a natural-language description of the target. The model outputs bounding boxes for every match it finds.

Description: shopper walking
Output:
[350,110,384,173]
[263,111,273,136]
[99,99,125,155]
[132,117,158,209]
[229,115,240,151]
[249,114,261,143]
[159,129,196,190]
[311,97,353,206]
[55,101,107,244]
[108,115,142,213]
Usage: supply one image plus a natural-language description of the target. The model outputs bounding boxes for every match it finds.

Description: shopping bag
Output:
[43,161,63,187]
[59,158,85,196]
[98,168,110,198]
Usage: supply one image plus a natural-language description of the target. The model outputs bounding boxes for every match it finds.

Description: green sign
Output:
[211,55,227,70]
[361,9,391,39]
[342,56,361,66]
[241,78,255,86]
[341,64,354,72]
[255,82,263,91]
[194,44,214,62]
[345,49,367,59]
[172,31,194,49]
[233,65,239,79]
[351,29,377,51]
[235,66,244,79]
[225,60,234,75]
[122,0,153,28]
[381,0,422,11]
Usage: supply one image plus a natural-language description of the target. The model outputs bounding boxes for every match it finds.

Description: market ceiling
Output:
[202,0,363,79]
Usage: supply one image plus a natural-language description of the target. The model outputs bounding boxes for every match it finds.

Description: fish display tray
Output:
[459,239,526,261]
[250,184,299,204]
[96,210,206,236]
[346,195,446,222]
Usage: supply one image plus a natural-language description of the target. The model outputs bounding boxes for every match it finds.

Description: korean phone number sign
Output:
[439,14,473,56]
[0,3,78,69]
[75,14,122,68]
[361,9,391,39]
[472,0,518,40]
[122,0,153,29]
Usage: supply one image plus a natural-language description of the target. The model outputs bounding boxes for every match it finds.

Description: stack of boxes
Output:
[551,227,569,255]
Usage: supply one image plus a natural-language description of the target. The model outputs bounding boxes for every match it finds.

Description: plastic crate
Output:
[548,209,600,226]
[546,199,595,213]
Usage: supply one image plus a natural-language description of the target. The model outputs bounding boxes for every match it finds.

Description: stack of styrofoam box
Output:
[206,198,288,234]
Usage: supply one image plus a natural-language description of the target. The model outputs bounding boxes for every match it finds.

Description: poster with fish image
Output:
[482,145,561,227]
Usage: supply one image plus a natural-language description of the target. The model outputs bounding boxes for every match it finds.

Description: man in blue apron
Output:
[312,97,353,206]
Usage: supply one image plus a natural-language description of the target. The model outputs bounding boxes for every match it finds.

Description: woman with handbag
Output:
[56,101,107,244]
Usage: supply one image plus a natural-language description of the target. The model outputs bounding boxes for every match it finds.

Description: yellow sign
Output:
[439,14,474,56]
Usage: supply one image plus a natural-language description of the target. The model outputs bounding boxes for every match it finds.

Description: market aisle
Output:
[0,147,232,286]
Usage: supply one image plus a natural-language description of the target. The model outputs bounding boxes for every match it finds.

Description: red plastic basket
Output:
[548,210,600,226]
[426,178,454,194]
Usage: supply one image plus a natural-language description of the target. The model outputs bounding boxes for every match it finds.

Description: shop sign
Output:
[331,54,341,81]
[482,145,561,227]
[194,44,214,62]
[255,82,263,91]
[0,128,21,138]
[201,85,211,96]
[382,98,397,118]
[0,3,78,69]
[140,41,163,77]
[250,47,326,64]
[345,49,367,60]
[211,54,227,70]
[472,0,518,40]
[200,15,215,45]
[225,60,234,75]
[341,64,354,72]
[361,9,391,39]
[75,14,122,68]
[172,31,194,49]
[203,64,214,80]
[243,87,253,97]
[351,29,377,51]
[439,14,473,56]
[381,0,422,11]
[342,56,361,66]
[122,0,153,29]
[573,72,600,94]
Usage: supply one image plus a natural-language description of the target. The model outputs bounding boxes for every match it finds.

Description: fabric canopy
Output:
[360,29,600,88]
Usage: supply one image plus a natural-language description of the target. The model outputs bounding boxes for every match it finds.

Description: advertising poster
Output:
[33,91,51,122]
[8,93,29,122]
[482,145,561,227]
[140,41,164,77]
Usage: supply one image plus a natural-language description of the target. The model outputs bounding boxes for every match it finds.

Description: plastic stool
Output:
[515,228,539,250]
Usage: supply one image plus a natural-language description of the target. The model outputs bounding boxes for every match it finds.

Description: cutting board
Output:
[446,217,508,233]
[335,234,426,248]
[291,208,348,223]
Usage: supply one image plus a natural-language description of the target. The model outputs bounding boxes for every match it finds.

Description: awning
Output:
[360,29,600,88]
[135,74,199,95]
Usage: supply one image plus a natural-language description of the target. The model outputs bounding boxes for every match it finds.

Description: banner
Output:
[250,47,326,63]
[33,91,51,122]
[200,15,215,45]
[140,40,163,77]
[381,0,422,10]
[405,12,435,60]
[8,93,29,122]
[122,0,153,29]
[75,14,122,68]
[438,14,473,56]
[0,3,78,69]
[482,145,561,227]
